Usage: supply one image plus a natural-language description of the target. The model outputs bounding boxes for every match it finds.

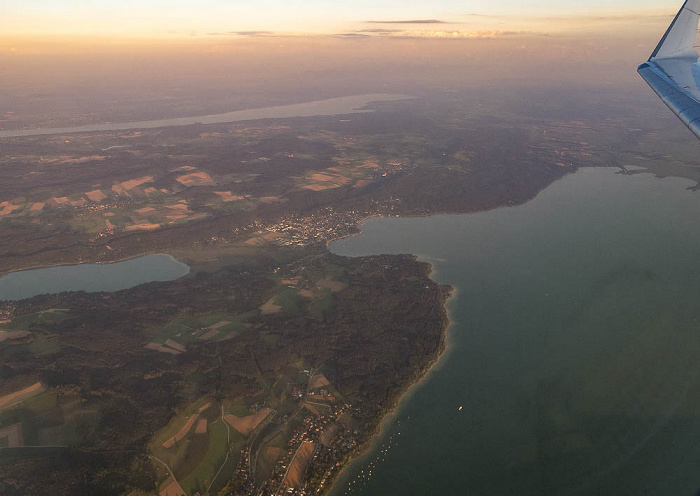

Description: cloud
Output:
[334,33,372,39]
[539,14,670,22]
[390,29,523,39]
[451,11,674,35]
[353,19,530,39]
[229,30,276,37]
[465,13,508,19]
[356,28,403,34]
[366,19,448,25]
[463,12,671,23]
[337,28,530,40]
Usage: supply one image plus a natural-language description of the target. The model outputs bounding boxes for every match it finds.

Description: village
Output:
[231,401,360,496]
[149,368,367,496]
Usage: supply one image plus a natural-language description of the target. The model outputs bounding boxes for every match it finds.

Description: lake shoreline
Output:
[318,166,608,495]
[317,171,585,495]
[322,167,700,495]
[0,253,189,301]
[0,251,187,280]
[322,253,457,496]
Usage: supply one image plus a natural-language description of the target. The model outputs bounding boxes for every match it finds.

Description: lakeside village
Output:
[150,370,373,496]
[200,198,404,252]
[68,188,405,249]
[82,197,405,253]
[230,400,361,496]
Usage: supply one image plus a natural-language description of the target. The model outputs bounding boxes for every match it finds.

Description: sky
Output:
[0,0,683,132]
[1,0,682,39]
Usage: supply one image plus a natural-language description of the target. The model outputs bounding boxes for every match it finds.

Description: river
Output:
[0,94,410,138]
[0,254,189,301]
[329,167,700,496]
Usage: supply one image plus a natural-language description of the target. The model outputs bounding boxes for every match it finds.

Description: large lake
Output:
[0,254,189,301]
[0,94,409,138]
[330,167,700,496]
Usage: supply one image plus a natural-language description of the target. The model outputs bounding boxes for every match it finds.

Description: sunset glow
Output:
[2,0,681,39]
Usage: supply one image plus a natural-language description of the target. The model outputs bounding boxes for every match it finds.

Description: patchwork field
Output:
[320,423,341,447]
[0,309,71,334]
[0,422,23,448]
[0,103,482,494]
[316,277,347,292]
[284,440,316,489]
[224,407,272,437]
[309,373,331,390]
[0,164,221,234]
[179,420,232,494]
[307,371,341,407]
[243,231,285,247]
[295,161,379,192]
[258,287,301,316]
[162,403,210,449]
[0,387,99,450]
[0,330,29,342]
[260,298,282,315]
[159,479,185,496]
[151,398,246,496]
[145,312,248,354]
[0,382,46,411]
[176,171,215,187]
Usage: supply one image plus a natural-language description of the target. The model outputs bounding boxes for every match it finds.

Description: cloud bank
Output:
[366,19,448,25]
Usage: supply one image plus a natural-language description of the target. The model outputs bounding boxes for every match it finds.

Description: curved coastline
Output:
[331,285,457,496]
[325,224,459,496]
[320,176,572,494]
[319,168,608,491]
[323,167,700,495]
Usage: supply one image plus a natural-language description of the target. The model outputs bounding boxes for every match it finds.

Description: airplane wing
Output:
[638,0,700,138]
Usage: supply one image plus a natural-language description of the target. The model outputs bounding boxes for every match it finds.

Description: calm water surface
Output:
[329,167,700,496]
[0,254,189,300]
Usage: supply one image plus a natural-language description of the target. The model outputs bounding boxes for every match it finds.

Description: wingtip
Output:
[649,0,700,61]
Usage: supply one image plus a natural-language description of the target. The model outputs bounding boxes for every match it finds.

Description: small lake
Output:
[0,254,189,301]
[0,94,410,138]
[330,167,700,496]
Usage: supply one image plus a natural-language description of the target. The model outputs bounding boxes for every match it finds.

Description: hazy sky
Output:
[2,0,682,38]
[0,0,680,130]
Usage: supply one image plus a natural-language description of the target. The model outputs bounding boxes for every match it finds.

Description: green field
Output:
[271,287,301,315]
[223,398,250,418]
[149,312,249,348]
[0,391,99,449]
[149,397,211,453]
[0,309,71,332]
[149,398,248,496]
[27,336,61,356]
[180,420,230,494]
[309,288,334,320]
